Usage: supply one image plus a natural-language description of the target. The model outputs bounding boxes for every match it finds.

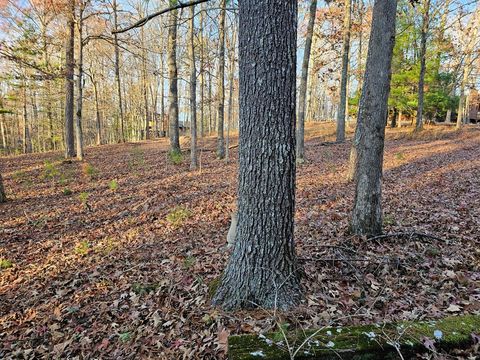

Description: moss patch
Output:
[228,314,480,359]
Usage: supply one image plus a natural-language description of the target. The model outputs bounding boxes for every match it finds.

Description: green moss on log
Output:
[228,314,480,359]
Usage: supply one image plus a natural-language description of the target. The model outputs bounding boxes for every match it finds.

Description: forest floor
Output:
[1,122,479,359]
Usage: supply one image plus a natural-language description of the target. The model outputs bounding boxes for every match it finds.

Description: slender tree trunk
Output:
[357,0,364,97]
[22,80,32,154]
[141,25,150,140]
[92,76,102,145]
[64,1,75,158]
[159,56,166,136]
[296,0,317,162]
[456,72,466,129]
[216,0,226,159]
[189,5,198,170]
[336,0,352,142]
[168,5,180,153]
[350,0,398,236]
[208,71,213,134]
[0,115,6,150]
[391,107,398,128]
[213,0,301,311]
[415,0,430,132]
[75,4,85,160]
[113,0,125,142]
[199,3,205,138]
[225,26,236,162]
[0,172,6,203]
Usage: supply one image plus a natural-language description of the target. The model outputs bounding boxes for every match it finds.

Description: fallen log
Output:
[228,314,480,359]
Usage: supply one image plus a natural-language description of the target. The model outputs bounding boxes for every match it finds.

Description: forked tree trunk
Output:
[336,0,352,142]
[64,0,75,158]
[216,0,226,159]
[296,0,317,162]
[168,5,180,153]
[213,0,301,311]
[189,5,198,170]
[350,0,398,236]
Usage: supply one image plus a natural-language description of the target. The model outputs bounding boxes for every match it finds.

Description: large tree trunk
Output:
[415,0,430,132]
[336,0,352,142]
[113,0,125,142]
[0,173,6,203]
[168,6,180,153]
[216,0,226,159]
[64,1,75,158]
[213,0,301,311]
[189,5,198,170]
[296,0,317,162]
[350,0,398,236]
[75,4,85,161]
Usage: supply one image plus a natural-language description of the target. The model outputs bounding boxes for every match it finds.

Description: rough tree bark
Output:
[168,4,180,153]
[64,0,75,159]
[415,0,430,132]
[336,0,352,143]
[113,0,125,142]
[189,5,198,170]
[216,0,226,159]
[212,0,301,311]
[350,0,398,236]
[296,0,317,162]
[0,172,6,203]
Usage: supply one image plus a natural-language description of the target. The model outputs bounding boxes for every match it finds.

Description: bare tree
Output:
[189,4,198,170]
[336,0,352,142]
[415,0,431,131]
[113,0,125,142]
[64,0,75,158]
[168,4,180,153]
[350,0,398,236]
[297,0,317,162]
[216,0,226,159]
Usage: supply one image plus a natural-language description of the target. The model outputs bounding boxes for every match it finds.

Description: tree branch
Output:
[112,0,211,34]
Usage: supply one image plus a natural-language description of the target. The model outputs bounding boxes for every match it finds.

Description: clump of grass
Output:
[43,160,60,180]
[0,259,13,270]
[183,256,196,270]
[119,332,131,343]
[74,241,90,255]
[79,191,89,204]
[166,206,191,227]
[394,152,405,160]
[78,192,91,211]
[63,188,73,196]
[168,150,183,165]
[108,179,119,191]
[82,163,98,179]
[131,283,159,295]
[383,214,396,226]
